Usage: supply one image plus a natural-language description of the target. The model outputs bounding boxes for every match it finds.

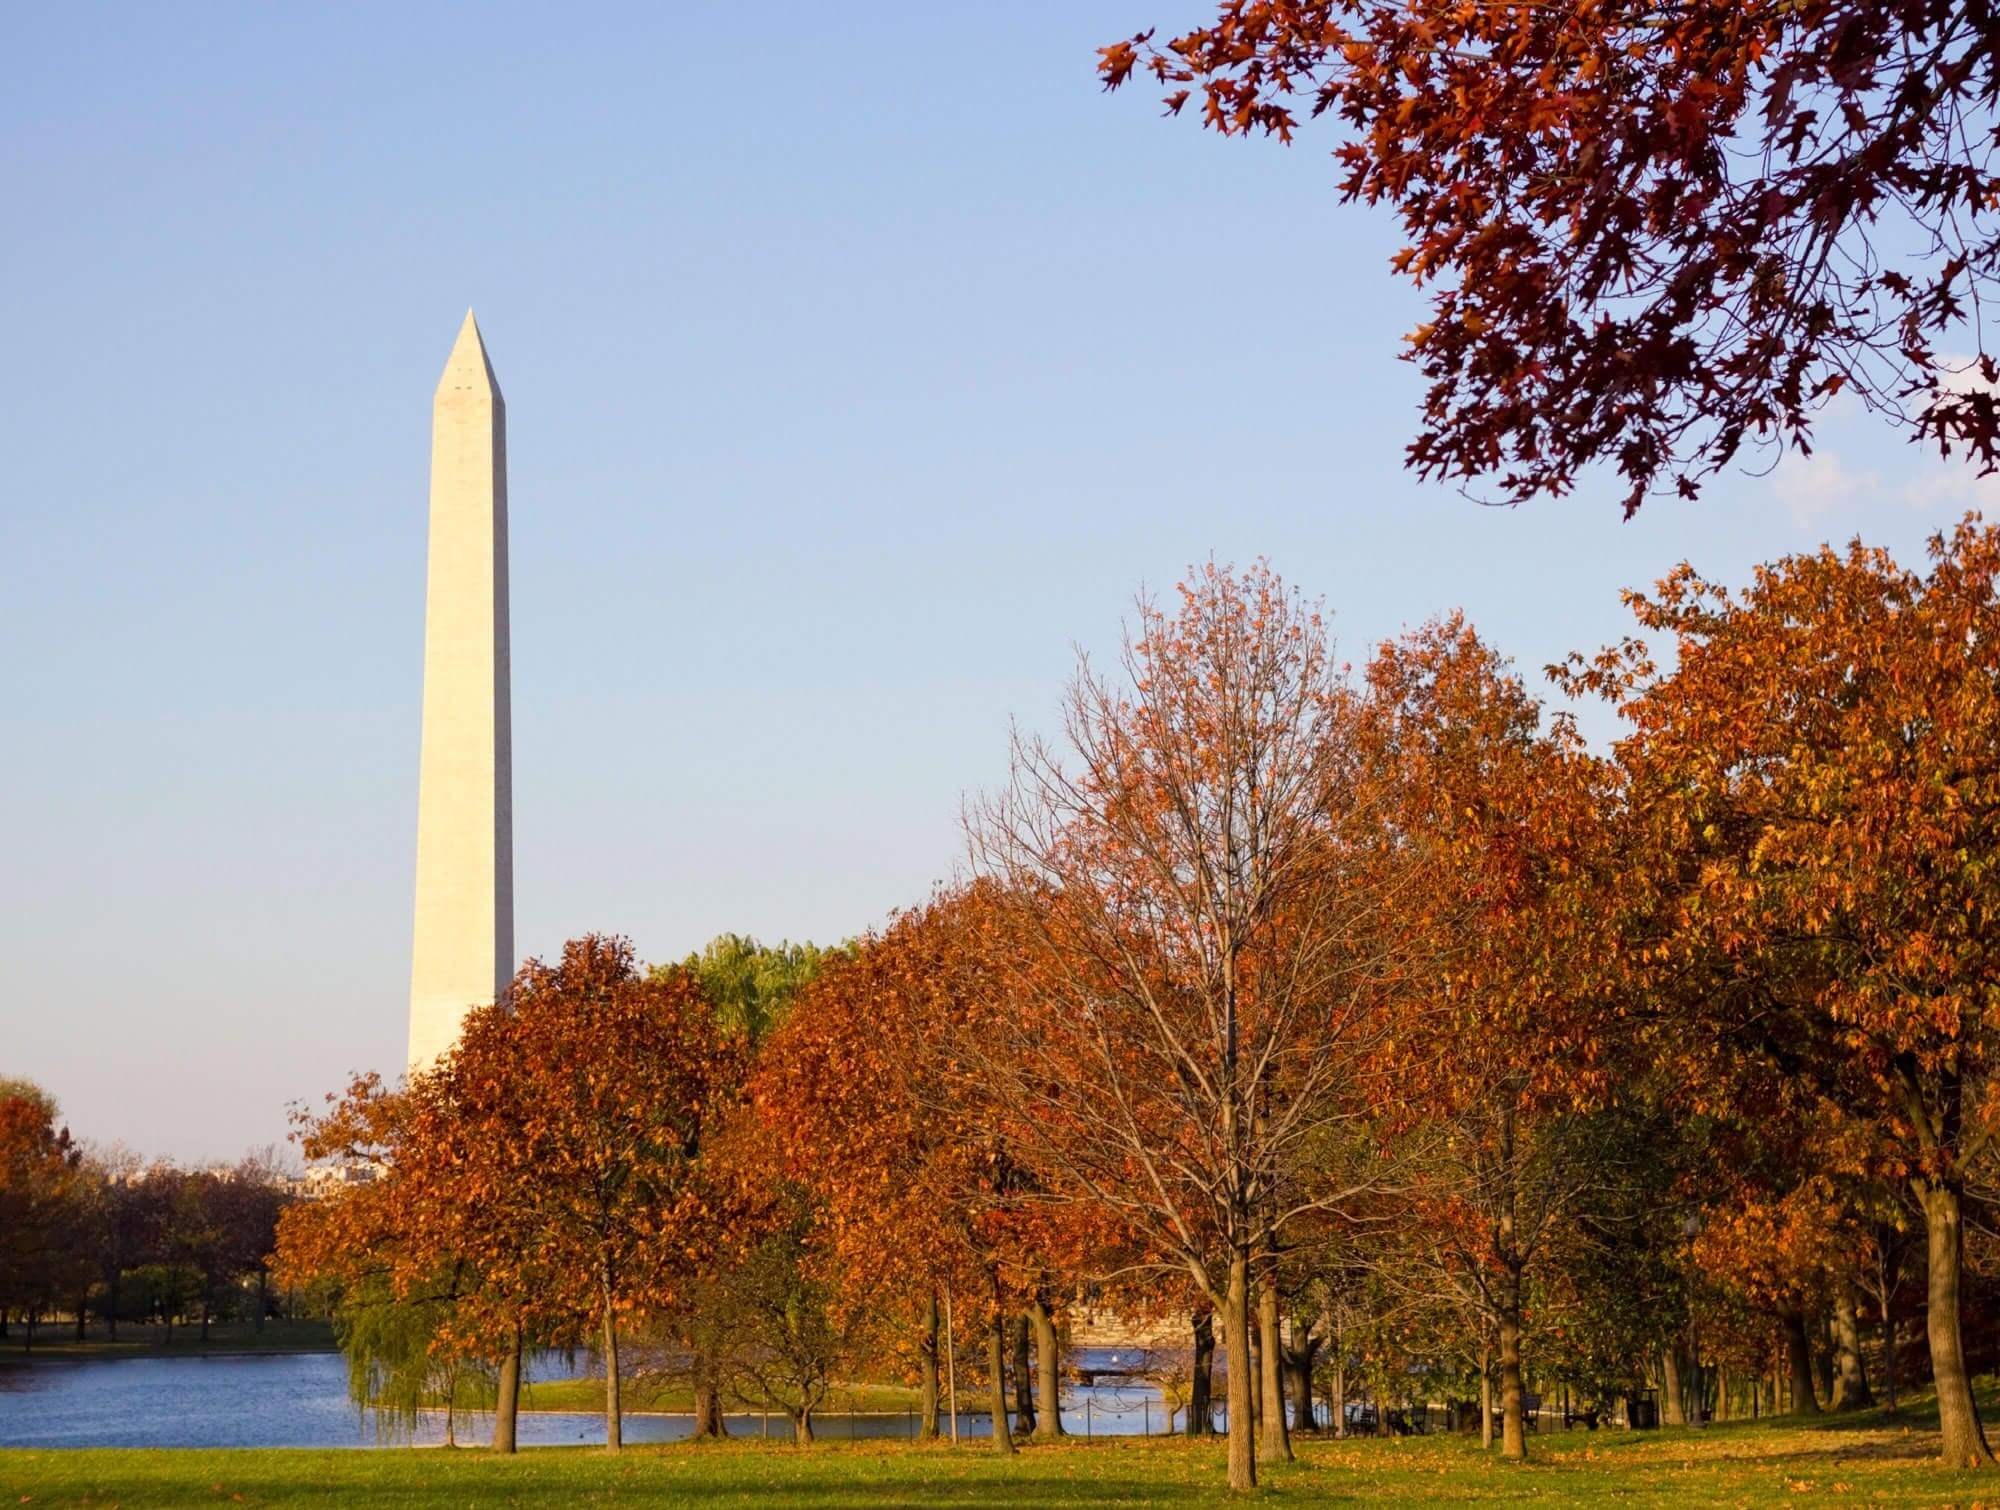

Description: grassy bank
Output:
[2,1318,335,1360]
[512,1375,923,1415]
[6,1402,1998,1506]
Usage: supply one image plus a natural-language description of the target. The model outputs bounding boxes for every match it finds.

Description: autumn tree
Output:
[1574,518,2000,1465]
[1359,616,1621,1459]
[282,936,738,1454]
[276,1073,519,1447]
[970,562,1417,1490]
[442,936,738,1452]
[1103,1,2000,514]
[751,891,1100,1454]
[0,1081,86,1345]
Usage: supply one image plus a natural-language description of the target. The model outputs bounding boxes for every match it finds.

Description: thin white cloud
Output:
[1773,450,1875,528]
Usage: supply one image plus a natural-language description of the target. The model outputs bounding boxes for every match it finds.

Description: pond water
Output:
[0,1349,1178,1449]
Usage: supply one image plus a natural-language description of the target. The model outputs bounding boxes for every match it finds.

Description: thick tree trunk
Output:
[1011,1314,1036,1435]
[1499,1277,1526,1461]
[690,1339,725,1439]
[1256,1271,1293,1461]
[919,1290,942,1440]
[1832,1294,1872,1410]
[1781,1311,1820,1417]
[491,1327,521,1453]
[1223,1251,1257,1490]
[1662,1347,1687,1426]
[988,1304,1015,1455]
[1916,1180,1994,1467]
[1029,1296,1062,1440]
[1189,1309,1215,1437]
[795,1407,814,1445]
[601,1284,623,1452]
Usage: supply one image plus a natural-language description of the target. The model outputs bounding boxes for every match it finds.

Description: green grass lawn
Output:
[7,1402,2000,1507]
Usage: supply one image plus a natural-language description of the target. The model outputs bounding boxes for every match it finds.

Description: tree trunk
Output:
[1499,1277,1526,1461]
[1662,1347,1687,1426]
[1480,1348,1493,1449]
[1781,1311,1820,1417]
[1011,1313,1036,1435]
[491,1327,521,1453]
[919,1289,942,1441]
[1916,1179,1994,1467]
[1881,1307,1899,1414]
[1188,1309,1214,1437]
[1224,1249,1257,1490]
[1832,1293,1872,1411]
[795,1407,814,1445]
[1029,1296,1062,1440]
[694,1342,725,1439]
[1256,1270,1293,1461]
[601,1283,623,1452]
[988,1303,1015,1455]
[199,1296,210,1345]
[1285,1326,1319,1433]
[74,1297,86,1343]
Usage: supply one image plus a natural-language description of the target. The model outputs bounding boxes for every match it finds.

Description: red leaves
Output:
[1104,0,2000,512]
[278,937,742,1361]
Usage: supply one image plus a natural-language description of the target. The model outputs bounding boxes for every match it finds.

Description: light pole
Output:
[1681,1212,1706,1427]
[945,1284,959,1444]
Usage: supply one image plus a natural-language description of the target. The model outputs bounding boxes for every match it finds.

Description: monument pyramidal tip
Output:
[407,310,513,1070]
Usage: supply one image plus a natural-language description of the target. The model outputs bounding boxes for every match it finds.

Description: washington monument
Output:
[408,311,513,1069]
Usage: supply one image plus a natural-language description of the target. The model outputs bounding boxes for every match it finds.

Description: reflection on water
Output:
[0,1349,1176,1449]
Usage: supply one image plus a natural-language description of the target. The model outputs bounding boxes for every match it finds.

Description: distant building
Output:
[293,1162,385,1200]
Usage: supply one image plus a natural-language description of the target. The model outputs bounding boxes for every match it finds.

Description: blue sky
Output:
[3,2,1989,1160]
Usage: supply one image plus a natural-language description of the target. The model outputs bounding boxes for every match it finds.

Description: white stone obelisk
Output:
[408,311,513,1070]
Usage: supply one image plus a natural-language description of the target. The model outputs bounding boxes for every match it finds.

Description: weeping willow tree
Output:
[333,1273,492,1445]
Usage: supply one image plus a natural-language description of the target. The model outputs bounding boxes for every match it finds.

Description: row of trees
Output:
[0,1079,295,1346]
[281,520,2000,1489]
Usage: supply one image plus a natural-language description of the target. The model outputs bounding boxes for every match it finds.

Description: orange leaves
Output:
[280,936,742,1359]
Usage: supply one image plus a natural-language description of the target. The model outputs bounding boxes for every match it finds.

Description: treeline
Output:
[0,1079,295,1347]
[279,523,2000,1489]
